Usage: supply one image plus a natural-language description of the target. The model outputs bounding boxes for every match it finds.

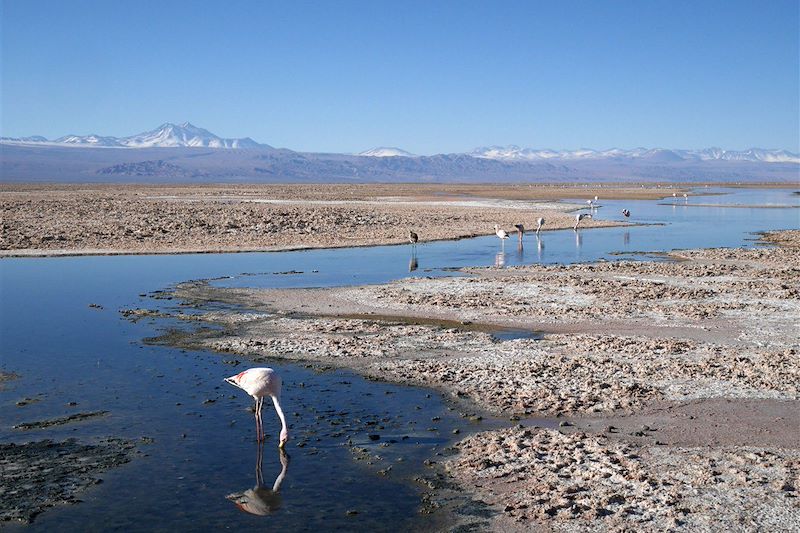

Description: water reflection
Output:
[408,251,418,272]
[575,231,583,250]
[516,241,524,261]
[623,231,630,246]
[536,235,544,260]
[494,251,506,268]
[227,443,290,517]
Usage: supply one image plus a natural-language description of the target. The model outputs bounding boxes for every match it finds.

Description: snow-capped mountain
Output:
[1,122,262,149]
[0,135,49,144]
[121,122,260,148]
[56,134,125,147]
[470,145,800,164]
[358,147,416,157]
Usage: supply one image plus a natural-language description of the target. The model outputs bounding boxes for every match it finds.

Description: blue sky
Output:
[2,0,798,154]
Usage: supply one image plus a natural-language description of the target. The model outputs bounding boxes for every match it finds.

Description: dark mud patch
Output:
[607,250,683,261]
[489,328,543,342]
[415,468,496,531]
[13,411,109,431]
[0,371,20,390]
[0,438,136,523]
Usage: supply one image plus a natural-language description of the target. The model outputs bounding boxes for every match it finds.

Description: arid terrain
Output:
[145,229,800,531]
[2,183,797,530]
[0,183,693,256]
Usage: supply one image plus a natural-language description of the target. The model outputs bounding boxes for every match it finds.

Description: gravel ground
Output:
[449,427,799,532]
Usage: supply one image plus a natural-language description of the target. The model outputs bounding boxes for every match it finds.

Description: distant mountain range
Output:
[469,145,800,164]
[2,122,797,163]
[1,122,261,149]
[2,123,798,183]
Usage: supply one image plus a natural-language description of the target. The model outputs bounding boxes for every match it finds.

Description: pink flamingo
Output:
[574,213,592,230]
[225,368,289,447]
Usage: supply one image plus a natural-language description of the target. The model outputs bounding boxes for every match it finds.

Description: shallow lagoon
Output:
[0,187,797,529]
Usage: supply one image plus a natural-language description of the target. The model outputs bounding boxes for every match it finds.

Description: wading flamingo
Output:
[226,368,288,447]
[494,224,509,243]
[622,209,631,218]
[514,224,525,241]
[574,213,592,230]
[408,229,418,247]
[535,217,545,234]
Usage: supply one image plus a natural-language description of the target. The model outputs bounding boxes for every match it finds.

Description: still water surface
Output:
[0,187,797,530]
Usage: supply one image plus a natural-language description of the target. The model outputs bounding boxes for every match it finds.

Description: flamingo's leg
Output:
[257,397,265,441]
[254,398,261,441]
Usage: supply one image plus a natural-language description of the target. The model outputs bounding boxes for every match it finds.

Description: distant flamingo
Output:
[226,368,288,447]
[574,213,592,230]
[622,209,631,218]
[514,224,525,241]
[408,229,418,247]
[494,224,509,244]
[535,217,545,234]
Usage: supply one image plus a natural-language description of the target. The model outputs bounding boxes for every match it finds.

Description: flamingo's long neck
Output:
[271,395,288,438]
[273,452,289,492]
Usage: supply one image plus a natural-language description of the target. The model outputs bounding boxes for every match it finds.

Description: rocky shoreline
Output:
[150,229,799,531]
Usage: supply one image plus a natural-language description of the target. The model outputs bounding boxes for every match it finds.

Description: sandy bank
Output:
[2,183,673,256]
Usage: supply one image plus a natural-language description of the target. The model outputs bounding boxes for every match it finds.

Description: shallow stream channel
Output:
[0,187,797,530]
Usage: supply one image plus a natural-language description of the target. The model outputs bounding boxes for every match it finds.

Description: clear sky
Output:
[2,0,798,154]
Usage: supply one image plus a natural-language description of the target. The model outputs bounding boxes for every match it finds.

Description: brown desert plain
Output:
[1,183,798,531]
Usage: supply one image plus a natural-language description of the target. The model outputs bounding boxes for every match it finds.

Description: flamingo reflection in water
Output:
[409,254,418,272]
[227,443,290,516]
[494,251,506,268]
[536,234,544,260]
